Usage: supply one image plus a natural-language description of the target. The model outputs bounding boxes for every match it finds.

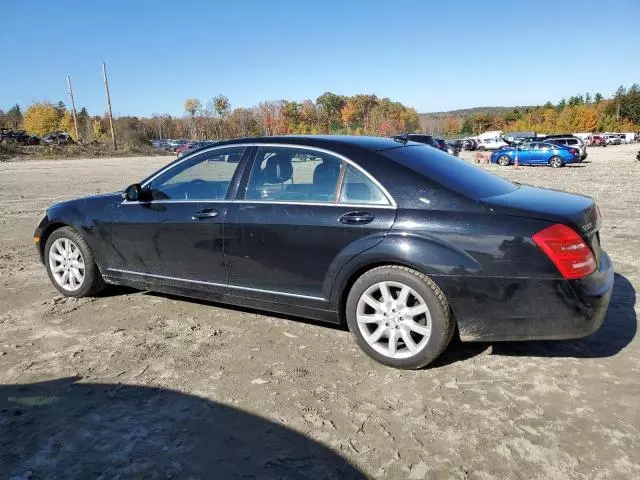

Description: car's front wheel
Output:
[345,266,454,369]
[45,227,105,297]
[549,156,564,168]
[497,154,511,166]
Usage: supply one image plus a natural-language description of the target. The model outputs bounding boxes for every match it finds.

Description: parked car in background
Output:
[34,135,613,369]
[491,142,579,167]
[476,136,508,151]
[177,140,219,157]
[462,138,478,151]
[588,135,606,147]
[544,136,587,160]
[435,139,447,151]
[445,141,460,156]
[393,134,438,148]
[604,134,622,145]
[42,132,74,145]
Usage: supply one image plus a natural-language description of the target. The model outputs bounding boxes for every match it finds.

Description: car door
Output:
[516,144,533,164]
[224,145,396,307]
[104,145,250,291]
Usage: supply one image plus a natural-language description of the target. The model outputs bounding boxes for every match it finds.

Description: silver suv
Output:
[545,137,587,160]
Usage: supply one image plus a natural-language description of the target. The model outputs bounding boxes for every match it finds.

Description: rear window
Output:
[382,145,518,200]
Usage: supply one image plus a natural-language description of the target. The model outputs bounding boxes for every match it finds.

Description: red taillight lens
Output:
[532,224,596,279]
[569,148,577,155]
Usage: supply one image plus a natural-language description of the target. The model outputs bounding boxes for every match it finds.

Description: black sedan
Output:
[34,136,614,369]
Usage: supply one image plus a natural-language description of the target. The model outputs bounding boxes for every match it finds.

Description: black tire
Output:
[497,155,511,166]
[549,156,564,168]
[345,265,453,369]
[44,226,105,297]
[478,146,486,151]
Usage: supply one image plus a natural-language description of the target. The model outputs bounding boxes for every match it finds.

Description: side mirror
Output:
[123,183,143,202]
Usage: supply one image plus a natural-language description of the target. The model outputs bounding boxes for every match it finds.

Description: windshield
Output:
[382,145,518,200]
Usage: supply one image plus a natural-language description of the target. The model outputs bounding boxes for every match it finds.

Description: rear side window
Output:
[246,146,341,203]
[339,166,389,205]
[382,146,518,200]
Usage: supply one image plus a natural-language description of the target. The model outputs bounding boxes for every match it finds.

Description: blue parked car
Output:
[490,142,579,168]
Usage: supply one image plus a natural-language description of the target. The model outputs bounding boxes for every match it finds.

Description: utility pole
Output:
[66,75,80,140]
[102,62,117,150]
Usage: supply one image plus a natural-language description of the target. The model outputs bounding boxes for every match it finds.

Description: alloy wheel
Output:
[356,281,432,359]
[498,155,510,166]
[48,238,85,291]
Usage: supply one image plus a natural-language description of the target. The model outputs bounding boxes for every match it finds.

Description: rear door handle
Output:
[339,211,375,225]
[192,209,218,220]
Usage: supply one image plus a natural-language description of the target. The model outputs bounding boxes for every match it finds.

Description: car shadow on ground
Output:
[433,273,637,367]
[106,273,635,368]
[0,378,365,479]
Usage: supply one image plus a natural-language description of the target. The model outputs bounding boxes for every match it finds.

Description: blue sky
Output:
[2,0,639,117]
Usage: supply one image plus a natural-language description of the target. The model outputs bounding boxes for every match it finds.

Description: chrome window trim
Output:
[126,142,396,208]
[107,268,325,301]
[122,199,395,209]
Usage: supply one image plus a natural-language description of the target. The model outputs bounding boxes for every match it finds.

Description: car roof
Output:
[210,135,408,153]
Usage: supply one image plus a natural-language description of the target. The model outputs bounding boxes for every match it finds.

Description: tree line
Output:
[0,92,421,145]
[2,86,637,144]
[438,85,640,137]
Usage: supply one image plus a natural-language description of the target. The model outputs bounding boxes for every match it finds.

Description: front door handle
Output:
[192,209,218,220]
[339,211,375,225]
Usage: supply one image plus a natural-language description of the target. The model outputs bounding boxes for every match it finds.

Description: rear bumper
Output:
[435,251,614,342]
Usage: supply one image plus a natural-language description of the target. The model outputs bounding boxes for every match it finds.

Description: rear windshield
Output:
[382,145,518,200]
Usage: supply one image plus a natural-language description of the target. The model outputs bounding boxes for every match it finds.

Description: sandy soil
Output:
[1,145,639,479]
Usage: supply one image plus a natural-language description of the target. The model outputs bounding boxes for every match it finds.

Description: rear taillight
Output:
[532,224,596,279]
[569,148,578,156]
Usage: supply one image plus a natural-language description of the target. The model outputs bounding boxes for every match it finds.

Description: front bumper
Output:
[435,251,615,342]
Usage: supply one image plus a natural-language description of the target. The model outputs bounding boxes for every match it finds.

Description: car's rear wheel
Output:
[549,156,564,168]
[478,146,486,151]
[345,266,453,369]
[497,155,511,166]
[45,227,105,297]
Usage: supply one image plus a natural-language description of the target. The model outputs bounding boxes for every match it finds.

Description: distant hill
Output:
[419,106,534,120]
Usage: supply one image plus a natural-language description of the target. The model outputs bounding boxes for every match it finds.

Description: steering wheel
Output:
[184,179,209,199]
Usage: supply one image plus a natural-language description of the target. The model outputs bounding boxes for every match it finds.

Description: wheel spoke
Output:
[357,313,384,324]
[369,325,386,343]
[396,286,410,307]
[405,304,428,318]
[52,264,65,273]
[61,270,70,285]
[71,268,83,284]
[379,282,391,306]
[51,253,65,263]
[400,327,418,353]
[70,260,84,269]
[387,329,398,356]
[362,293,384,313]
[406,320,430,336]
[54,243,65,257]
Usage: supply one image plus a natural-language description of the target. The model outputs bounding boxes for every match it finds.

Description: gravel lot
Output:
[1,145,639,479]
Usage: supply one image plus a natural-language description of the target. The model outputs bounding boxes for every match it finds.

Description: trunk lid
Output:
[481,185,602,263]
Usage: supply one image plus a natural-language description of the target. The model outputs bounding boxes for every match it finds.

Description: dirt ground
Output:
[1,144,639,479]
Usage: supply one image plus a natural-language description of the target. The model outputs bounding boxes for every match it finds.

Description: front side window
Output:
[147,146,245,200]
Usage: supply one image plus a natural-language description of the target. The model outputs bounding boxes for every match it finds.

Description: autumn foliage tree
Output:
[22,102,60,136]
